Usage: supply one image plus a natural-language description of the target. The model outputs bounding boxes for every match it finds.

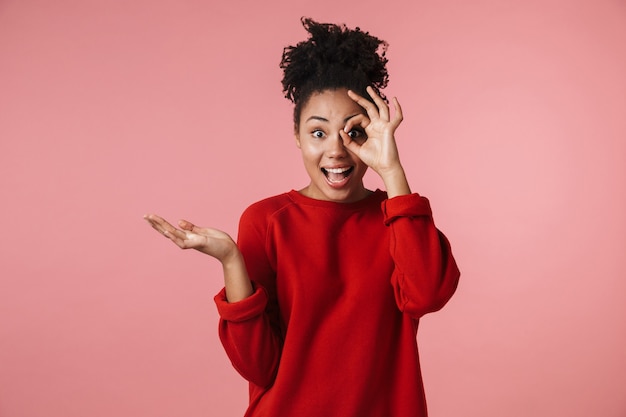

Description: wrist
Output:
[220,245,245,280]
[379,165,411,198]
[222,250,254,303]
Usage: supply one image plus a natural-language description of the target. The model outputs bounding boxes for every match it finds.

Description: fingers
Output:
[164,230,191,249]
[365,86,390,121]
[178,219,199,232]
[344,113,370,135]
[144,215,231,256]
[347,89,381,121]
[144,214,176,237]
[339,129,359,152]
[347,87,390,121]
[144,214,193,248]
[347,87,403,129]
[391,96,403,128]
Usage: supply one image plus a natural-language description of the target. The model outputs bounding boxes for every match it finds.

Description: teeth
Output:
[325,167,350,174]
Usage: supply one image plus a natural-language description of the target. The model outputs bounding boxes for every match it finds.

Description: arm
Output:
[342,87,460,316]
[144,214,282,387]
[215,285,282,388]
[215,206,284,388]
[383,195,460,317]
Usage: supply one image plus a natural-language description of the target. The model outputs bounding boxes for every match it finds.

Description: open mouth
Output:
[321,166,354,184]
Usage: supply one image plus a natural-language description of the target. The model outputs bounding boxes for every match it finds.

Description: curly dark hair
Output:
[280,17,389,128]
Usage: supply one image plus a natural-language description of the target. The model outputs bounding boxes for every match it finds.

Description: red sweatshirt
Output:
[214,190,460,417]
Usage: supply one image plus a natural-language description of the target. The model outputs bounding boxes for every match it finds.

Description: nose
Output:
[326,131,348,158]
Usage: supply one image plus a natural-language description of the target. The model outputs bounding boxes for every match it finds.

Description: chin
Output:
[322,185,366,203]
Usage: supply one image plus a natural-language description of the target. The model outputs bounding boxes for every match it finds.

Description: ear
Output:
[294,131,301,149]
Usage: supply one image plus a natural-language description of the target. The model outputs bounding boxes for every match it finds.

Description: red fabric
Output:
[214,190,460,417]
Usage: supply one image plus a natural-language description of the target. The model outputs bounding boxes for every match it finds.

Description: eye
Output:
[347,129,366,140]
[312,130,325,139]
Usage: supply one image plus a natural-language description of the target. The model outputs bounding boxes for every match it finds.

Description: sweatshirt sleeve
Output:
[213,204,283,389]
[382,193,460,318]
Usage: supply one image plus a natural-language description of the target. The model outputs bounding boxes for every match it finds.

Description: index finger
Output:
[348,87,391,121]
[347,89,381,120]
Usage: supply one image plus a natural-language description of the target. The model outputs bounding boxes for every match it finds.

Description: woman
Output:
[145,18,460,417]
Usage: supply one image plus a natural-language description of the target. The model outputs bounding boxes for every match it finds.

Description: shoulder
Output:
[240,192,296,225]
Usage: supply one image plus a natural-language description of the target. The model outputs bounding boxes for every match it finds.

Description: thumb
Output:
[340,130,361,155]
[178,219,196,231]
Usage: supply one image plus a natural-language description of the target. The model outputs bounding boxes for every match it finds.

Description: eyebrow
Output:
[305,114,361,124]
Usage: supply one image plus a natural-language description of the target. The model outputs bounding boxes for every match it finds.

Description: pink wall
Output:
[1,1,625,416]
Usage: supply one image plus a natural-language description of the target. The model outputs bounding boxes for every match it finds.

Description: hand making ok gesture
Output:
[341,86,410,197]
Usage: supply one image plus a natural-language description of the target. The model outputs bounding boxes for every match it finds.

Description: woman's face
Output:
[295,88,370,203]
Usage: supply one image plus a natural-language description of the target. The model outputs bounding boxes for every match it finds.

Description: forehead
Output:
[300,89,365,121]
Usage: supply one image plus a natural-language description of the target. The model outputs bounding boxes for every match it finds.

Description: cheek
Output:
[298,139,316,153]
[299,143,323,165]
[301,146,318,161]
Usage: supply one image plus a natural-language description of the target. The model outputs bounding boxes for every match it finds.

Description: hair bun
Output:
[281,17,389,106]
